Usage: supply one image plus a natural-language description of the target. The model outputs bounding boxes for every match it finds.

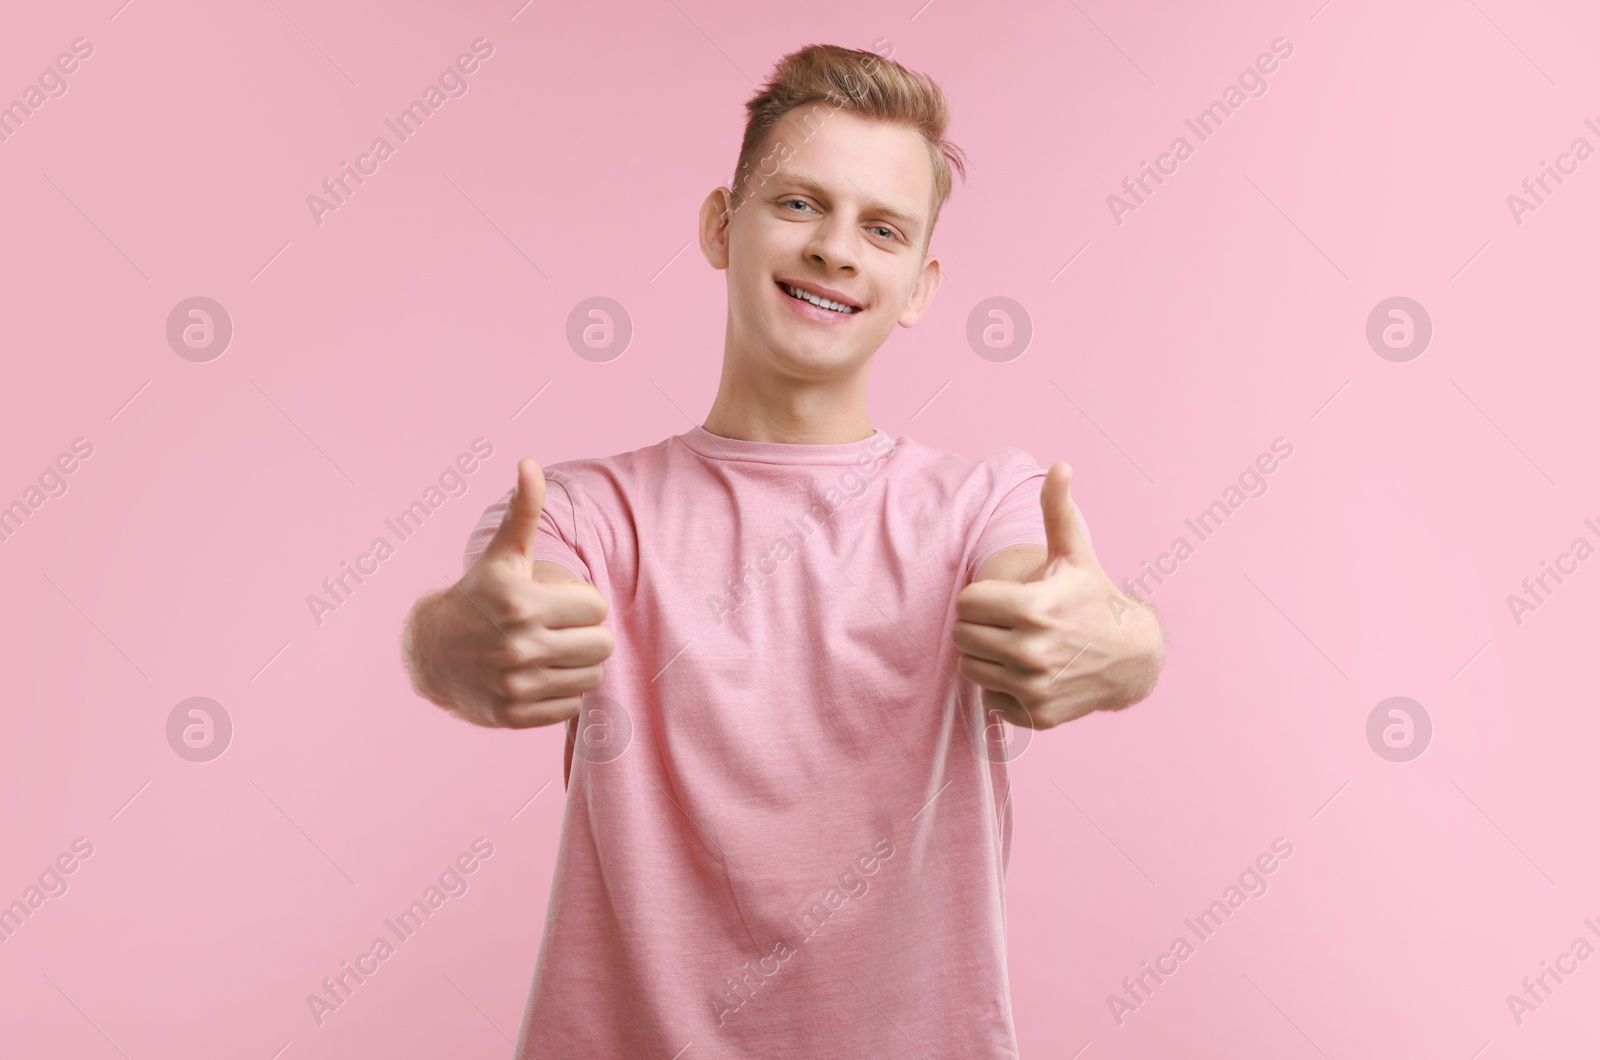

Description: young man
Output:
[402,43,1164,1058]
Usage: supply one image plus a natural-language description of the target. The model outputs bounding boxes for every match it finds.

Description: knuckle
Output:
[490,672,523,702]
[504,591,545,627]
[1021,671,1052,699]
[516,633,554,668]
[1015,636,1049,673]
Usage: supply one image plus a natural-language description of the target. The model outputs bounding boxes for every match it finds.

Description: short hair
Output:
[729,43,968,250]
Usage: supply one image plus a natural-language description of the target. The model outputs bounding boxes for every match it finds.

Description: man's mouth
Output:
[777,281,862,315]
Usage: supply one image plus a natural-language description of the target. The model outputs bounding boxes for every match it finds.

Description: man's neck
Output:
[701,355,874,445]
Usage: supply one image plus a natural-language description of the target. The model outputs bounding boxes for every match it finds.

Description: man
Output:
[402,42,1164,1058]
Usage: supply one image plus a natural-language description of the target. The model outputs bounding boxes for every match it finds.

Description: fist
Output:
[951,463,1161,729]
[405,457,615,729]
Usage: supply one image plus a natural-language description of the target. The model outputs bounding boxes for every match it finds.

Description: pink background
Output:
[3,0,1597,1056]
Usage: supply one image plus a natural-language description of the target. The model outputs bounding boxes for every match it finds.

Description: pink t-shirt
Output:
[462,426,1069,1058]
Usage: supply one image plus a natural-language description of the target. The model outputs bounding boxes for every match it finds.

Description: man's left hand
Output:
[951,462,1165,730]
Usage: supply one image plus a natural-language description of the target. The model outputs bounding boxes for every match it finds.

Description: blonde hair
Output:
[730,43,967,249]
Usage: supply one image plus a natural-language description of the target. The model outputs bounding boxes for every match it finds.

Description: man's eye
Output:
[779,200,897,241]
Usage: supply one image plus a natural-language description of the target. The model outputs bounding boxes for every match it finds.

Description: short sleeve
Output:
[461,471,593,582]
[966,451,1093,583]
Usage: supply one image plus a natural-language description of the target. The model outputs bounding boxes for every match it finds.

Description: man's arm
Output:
[970,543,1045,583]
[952,465,1165,730]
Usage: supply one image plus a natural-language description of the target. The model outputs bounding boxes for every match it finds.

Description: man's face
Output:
[700,108,943,383]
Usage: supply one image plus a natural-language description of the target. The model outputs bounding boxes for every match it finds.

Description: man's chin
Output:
[761,337,868,381]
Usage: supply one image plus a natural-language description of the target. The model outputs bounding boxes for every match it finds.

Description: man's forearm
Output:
[1100,599,1165,711]
[401,589,458,711]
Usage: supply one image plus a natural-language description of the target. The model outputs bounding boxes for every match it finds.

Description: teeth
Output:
[783,283,857,314]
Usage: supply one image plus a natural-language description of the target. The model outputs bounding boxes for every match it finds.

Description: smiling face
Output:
[700,107,944,385]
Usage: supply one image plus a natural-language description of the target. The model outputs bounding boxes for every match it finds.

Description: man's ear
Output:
[897,253,943,328]
[699,187,734,271]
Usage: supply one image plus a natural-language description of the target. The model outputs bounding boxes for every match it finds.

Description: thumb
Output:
[480,457,546,568]
[1040,462,1089,570]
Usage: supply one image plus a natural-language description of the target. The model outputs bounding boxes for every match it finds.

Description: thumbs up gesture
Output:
[951,463,1163,730]
[402,457,615,729]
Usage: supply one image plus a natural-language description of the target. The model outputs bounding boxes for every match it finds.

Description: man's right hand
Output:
[402,457,614,729]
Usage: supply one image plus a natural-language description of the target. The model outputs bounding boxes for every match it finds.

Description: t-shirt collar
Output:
[679,424,894,465]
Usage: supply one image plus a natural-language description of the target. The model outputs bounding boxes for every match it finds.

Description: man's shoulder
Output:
[890,435,1044,490]
[539,433,681,483]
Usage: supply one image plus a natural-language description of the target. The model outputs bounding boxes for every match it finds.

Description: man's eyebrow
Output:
[770,168,924,234]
